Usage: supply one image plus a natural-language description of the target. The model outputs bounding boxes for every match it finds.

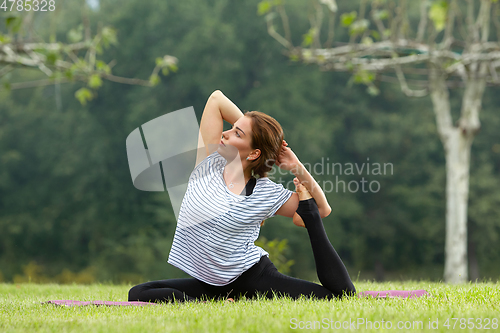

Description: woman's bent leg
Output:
[128,278,216,303]
[296,198,356,297]
[236,256,335,300]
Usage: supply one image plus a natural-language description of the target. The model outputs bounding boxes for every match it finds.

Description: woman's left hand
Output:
[275,140,300,172]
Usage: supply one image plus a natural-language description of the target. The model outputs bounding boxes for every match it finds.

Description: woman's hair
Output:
[243,110,284,178]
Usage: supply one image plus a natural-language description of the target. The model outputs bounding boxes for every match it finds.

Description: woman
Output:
[128,90,355,302]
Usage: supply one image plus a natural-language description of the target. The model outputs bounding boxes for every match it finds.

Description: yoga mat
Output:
[357,289,430,299]
[43,290,429,306]
[43,300,158,307]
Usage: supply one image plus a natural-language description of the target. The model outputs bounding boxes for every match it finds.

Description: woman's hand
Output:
[275,140,300,172]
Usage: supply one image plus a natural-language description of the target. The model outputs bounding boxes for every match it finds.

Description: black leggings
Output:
[128,198,356,302]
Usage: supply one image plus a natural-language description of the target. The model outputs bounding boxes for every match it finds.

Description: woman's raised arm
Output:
[195,90,244,166]
[275,143,332,218]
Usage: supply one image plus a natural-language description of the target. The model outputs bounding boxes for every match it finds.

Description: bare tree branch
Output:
[8,78,75,90]
[443,0,457,49]
[319,0,338,48]
[378,74,428,87]
[454,1,469,41]
[429,63,453,141]
[491,61,500,83]
[467,0,479,46]
[359,0,367,21]
[82,1,91,42]
[12,41,90,53]
[398,0,410,40]
[266,15,292,49]
[277,4,293,49]
[101,73,152,86]
[324,8,337,48]
[312,1,324,48]
[391,0,403,42]
[371,3,388,41]
[26,49,53,76]
[394,65,429,97]
[493,2,500,43]
[478,0,492,43]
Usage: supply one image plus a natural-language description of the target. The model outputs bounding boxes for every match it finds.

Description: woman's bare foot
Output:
[294,177,313,201]
[292,177,312,228]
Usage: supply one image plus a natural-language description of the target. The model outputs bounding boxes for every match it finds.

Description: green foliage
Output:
[257,0,272,15]
[302,28,316,47]
[257,0,282,15]
[74,87,94,105]
[45,50,60,66]
[0,33,11,44]
[255,237,295,274]
[366,85,380,96]
[100,26,118,48]
[155,56,178,76]
[352,69,375,84]
[373,9,389,20]
[67,25,84,43]
[88,74,103,89]
[149,74,160,86]
[5,15,22,34]
[96,60,111,75]
[349,19,370,35]
[11,262,97,284]
[348,69,380,96]
[340,11,357,27]
[429,1,449,32]
[370,30,381,41]
[361,36,374,46]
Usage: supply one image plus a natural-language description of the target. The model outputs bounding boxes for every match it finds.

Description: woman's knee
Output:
[128,284,144,301]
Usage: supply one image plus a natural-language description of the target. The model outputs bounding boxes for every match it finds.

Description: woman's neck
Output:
[224,158,252,184]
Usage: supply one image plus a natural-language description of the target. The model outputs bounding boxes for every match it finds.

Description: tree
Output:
[0,5,177,105]
[260,0,500,283]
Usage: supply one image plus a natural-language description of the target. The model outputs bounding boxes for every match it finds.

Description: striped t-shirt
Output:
[167,150,293,286]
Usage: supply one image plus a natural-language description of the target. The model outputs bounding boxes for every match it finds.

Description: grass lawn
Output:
[0,281,498,332]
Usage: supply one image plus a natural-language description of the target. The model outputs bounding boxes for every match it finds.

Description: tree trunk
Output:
[429,64,467,283]
[443,128,471,283]
[429,60,486,283]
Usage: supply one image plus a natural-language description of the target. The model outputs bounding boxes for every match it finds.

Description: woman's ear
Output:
[251,149,261,160]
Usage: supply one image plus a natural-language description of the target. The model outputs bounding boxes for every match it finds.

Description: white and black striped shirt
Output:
[168,150,293,286]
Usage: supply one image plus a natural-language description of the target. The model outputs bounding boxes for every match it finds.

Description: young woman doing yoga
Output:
[128,90,356,302]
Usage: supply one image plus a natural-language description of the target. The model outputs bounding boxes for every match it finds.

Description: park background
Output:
[0,0,499,285]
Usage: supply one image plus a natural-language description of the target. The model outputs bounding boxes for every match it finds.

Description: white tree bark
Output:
[429,58,486,283]
[443,128,471,283]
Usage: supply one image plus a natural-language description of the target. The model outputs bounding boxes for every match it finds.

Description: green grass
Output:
[1,281,499,332]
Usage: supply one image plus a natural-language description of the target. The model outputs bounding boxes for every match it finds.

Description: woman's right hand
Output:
[275,140,301,172]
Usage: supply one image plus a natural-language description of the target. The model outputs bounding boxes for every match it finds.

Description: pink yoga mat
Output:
[43,300,158,306]
[44,290,430,306]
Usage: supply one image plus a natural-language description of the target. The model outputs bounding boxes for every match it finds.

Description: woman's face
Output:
[218,116,259,161]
